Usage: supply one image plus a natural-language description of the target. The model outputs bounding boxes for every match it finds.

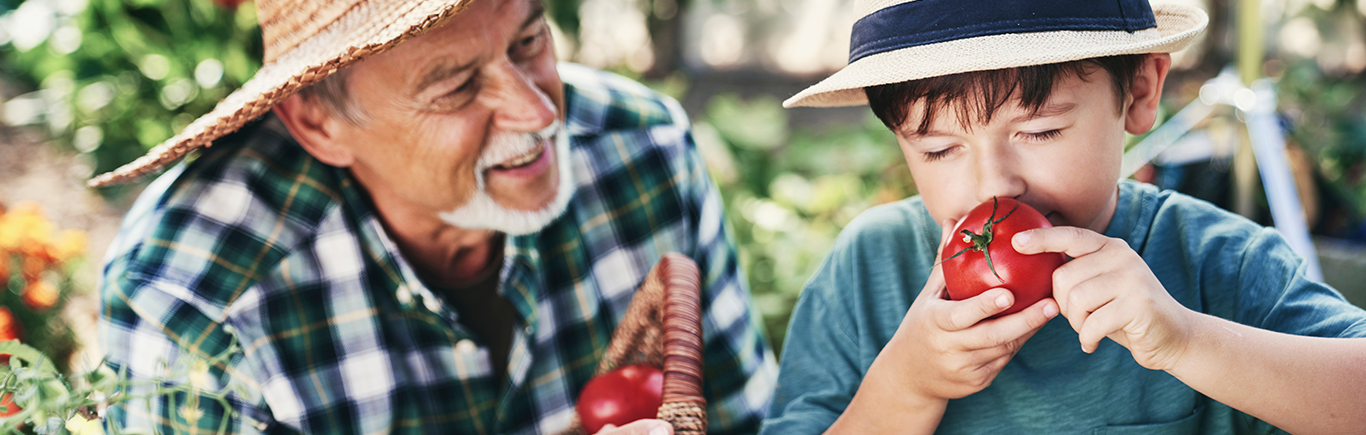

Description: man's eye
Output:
[513,28,547,59]
[435,79,479,110]
[1022,129,1062,142]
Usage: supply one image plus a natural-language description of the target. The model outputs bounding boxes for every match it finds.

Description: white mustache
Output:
[477,121,562,170]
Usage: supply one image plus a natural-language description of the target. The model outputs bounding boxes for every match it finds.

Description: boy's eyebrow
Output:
[411,1,547,96]
[899,129,954,140]
[1012,102,1078,123]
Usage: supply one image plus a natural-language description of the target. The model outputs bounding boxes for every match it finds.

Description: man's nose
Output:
[973,142,1026,204]
[487,61,557,133]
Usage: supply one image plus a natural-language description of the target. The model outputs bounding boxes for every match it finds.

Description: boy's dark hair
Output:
[865,55,1147,135]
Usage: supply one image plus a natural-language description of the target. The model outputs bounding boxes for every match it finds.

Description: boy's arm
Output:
[1167,313,1366,434]
[827,263,1057,435]
[764,218,1057,434]
[1014,226,1366,434]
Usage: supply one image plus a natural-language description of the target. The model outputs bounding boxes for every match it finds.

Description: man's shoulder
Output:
[559,62,688,135]
[105,115,352,300]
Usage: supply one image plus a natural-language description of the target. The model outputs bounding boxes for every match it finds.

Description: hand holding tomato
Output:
[593,419,674,435]
[577,363,665,434]
[866,216,1060,405]
[941,198,1066,318]
[1012,226,1192,370]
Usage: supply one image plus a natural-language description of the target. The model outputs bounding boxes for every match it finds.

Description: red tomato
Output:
[576,363,664,434]
[941,197,1066,318]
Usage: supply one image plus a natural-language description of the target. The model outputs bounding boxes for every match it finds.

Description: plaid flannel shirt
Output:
[99,63,776,434]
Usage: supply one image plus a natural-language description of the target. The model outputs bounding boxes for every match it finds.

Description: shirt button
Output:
[455,339,477,354]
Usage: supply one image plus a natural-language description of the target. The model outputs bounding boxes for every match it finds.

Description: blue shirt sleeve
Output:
[761,199,941,434]
[1233,227,1366,338]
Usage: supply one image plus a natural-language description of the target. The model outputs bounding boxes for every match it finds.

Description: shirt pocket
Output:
[1093,405,1206,435]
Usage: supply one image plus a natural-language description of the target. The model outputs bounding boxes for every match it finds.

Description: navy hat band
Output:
[849,0,1159,63]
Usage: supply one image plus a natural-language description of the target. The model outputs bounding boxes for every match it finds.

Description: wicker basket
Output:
[564,253,708,435]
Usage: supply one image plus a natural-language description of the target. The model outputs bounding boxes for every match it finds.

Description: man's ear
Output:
[1124,53,1173,135]
[273,94,356,167]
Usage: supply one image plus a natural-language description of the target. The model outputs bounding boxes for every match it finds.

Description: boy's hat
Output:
[784,0,1208,109]
[87,0,476,187]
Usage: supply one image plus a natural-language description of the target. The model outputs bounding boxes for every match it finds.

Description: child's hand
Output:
[1012,226,1193,371]
[876,219,1059,403]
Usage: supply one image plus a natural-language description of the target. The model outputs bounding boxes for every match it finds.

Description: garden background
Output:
[2,0,1366,413]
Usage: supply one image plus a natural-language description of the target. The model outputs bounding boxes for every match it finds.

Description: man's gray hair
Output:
[296,68,368,126]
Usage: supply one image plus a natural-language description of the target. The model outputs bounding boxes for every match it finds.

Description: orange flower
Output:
[0,254,9,284]
[0,307,20,342]
[21,255,47,282]
[52,229,87,263]
[23,280,59,311]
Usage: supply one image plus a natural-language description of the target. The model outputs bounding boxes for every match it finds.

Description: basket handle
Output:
[656,253,706,408]
[588,253,707,434]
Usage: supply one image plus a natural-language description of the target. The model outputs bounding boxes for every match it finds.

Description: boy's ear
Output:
[273,94,356,167]
[1124,53,1173,135]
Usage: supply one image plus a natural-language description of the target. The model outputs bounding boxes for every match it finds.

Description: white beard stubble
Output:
[437,121,575,235]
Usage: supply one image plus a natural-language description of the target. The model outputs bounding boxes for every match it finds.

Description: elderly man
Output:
[92,0,776,433]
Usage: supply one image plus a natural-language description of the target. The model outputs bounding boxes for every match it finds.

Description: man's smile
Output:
[491,141,547,170]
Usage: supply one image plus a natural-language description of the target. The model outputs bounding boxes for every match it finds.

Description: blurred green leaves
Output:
[690,92,913,351]
[1276,59,1366,234]
[1,0,262,189]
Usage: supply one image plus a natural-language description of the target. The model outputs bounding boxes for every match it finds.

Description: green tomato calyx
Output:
[941,197,1019,284]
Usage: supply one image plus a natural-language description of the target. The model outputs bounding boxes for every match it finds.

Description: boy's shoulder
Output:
[1112,180,1272,253]
[833,196,942,261]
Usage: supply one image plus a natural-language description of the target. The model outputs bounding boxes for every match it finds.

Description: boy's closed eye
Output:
[1019,129,1063,142]
[923,147,957,162]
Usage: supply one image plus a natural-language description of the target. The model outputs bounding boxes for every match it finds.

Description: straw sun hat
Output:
[784,0,1209,109]
[87,0,476,187]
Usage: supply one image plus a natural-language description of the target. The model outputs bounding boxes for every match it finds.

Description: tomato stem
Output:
[938,197,1019,285]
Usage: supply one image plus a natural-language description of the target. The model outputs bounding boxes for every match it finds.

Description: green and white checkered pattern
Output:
[99,63,776,434]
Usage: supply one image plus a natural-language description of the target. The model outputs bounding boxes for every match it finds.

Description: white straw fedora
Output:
[784,0,1208,109]
[87,0,476,187]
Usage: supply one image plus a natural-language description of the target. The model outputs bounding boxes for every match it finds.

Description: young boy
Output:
[762,1,1366,434]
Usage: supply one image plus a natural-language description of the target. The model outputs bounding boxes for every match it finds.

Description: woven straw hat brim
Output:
[88,0,475,187]
[783,4,1208,109]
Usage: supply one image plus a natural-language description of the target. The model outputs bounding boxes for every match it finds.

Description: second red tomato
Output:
[576,363,664,434]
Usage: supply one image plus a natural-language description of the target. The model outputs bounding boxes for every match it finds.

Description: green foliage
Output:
[0,339,250,435]
[690,92,913,352]
[1,0,262,191]
[1277,60,1366,234]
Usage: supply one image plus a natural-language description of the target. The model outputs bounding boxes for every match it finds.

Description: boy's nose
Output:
[973,146,1026,204]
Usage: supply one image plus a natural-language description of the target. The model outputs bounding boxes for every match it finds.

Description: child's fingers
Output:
[1012,226,1114,258]
[1077,302,1127,354]
[938,288,1014,331]
[939,219,958,249]
[1056,272,1117,334]
[962,297,1058,350]
[935,218,959,263]
[916,218,959,305]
